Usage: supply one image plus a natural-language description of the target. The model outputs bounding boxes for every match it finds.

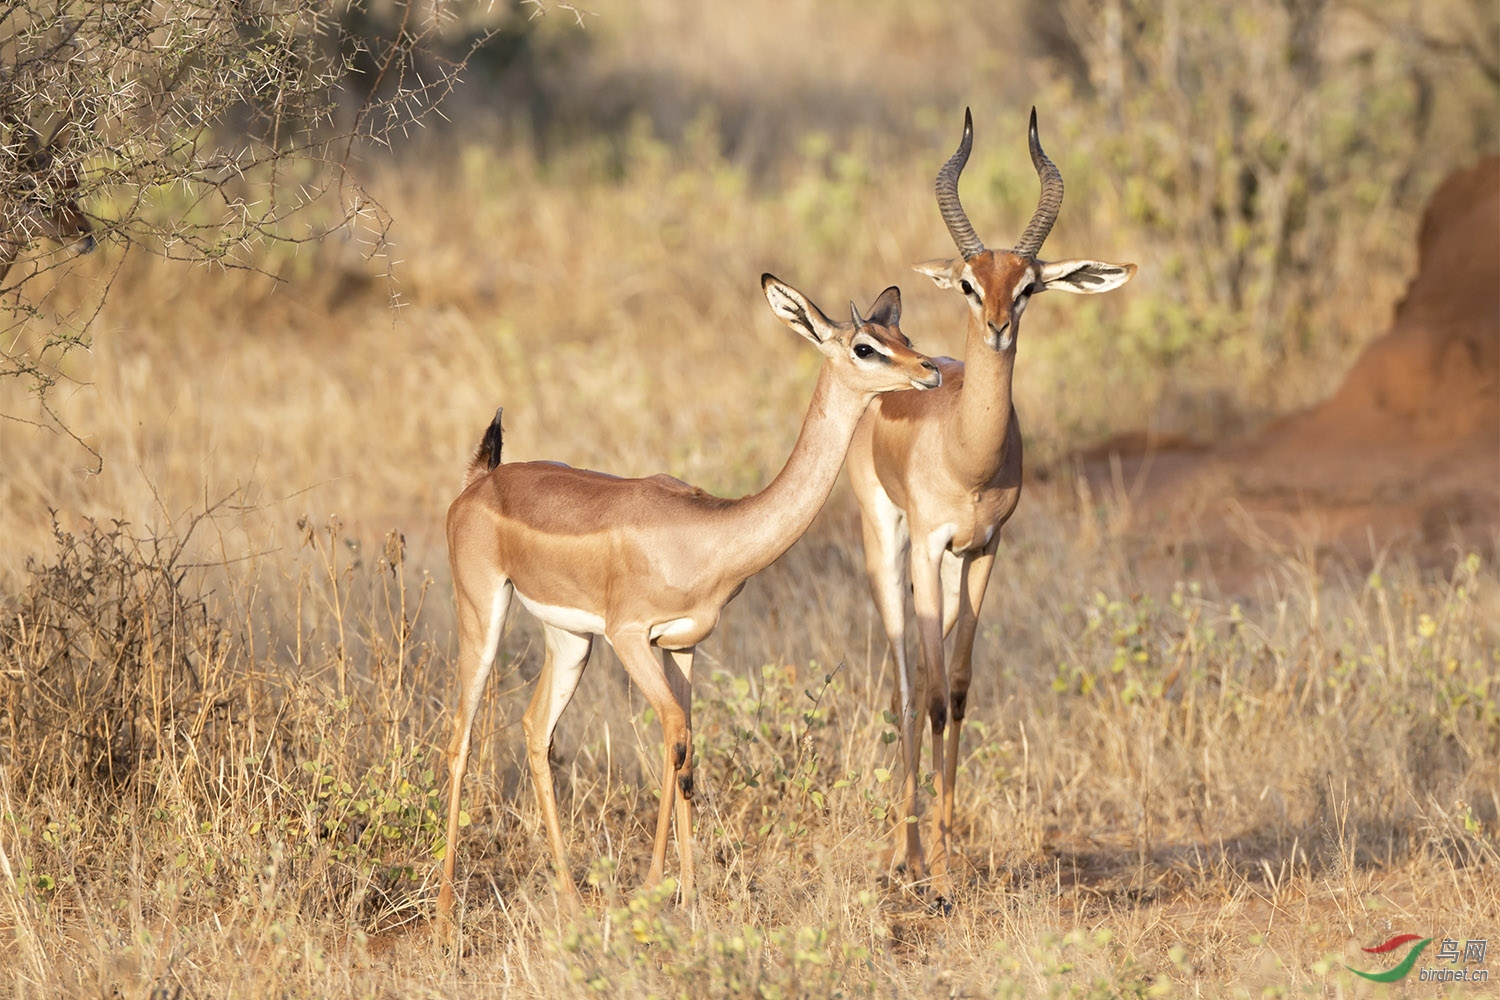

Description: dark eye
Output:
[854,343,876,359]
[960,279,975,296]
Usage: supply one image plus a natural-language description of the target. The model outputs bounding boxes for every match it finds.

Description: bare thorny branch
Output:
[0,1,579,449]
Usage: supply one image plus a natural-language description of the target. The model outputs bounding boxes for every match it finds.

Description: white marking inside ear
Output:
[763,280,826,343]
[912,258,962,290]
[1037,259,1137,294]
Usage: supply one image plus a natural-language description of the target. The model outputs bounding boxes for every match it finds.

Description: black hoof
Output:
[678,772,695,800]
[932,894,955,917]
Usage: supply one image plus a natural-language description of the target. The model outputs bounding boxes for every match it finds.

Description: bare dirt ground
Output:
[1069,156,1500,588]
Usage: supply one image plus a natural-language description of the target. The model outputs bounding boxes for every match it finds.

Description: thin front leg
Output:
[938,537,998,880]
[859,492,924,878]
[521,624,595,909]
[609,629,691,894]
[439,578,512,921]
[909,543,950,894]
[663,646,696,903]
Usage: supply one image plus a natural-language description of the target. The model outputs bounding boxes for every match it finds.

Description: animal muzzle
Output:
[912,361,942,389]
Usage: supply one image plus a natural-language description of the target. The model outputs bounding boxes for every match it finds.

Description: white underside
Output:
[515,592,606,635]
[513,593,700,648]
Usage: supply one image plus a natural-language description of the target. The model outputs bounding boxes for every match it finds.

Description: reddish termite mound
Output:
[1075,156,1499,583]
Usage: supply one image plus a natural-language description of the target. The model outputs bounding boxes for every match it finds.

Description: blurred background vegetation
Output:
[1,4,1497,993]
[3,0,1496,458]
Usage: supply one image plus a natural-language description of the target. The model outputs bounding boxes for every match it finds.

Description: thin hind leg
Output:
[522,624,595,909]
[439,576,512,920]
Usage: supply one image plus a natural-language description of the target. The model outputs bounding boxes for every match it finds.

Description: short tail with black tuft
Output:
[464,407,504,488]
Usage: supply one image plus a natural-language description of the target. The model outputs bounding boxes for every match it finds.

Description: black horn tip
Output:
[1028,107,1040,150]
[947,107,974,161]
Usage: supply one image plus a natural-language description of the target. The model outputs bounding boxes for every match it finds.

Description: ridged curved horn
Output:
[1012,107,1064,258]
[935,107,986,260]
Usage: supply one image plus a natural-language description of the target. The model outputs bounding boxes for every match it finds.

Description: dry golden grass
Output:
[2,144,1496,995]
[2,4,1498,995]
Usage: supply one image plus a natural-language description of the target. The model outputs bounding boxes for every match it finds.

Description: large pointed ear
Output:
[1036,259,1137,294]
[911,258,963,289]
[865,285,902,327]
[762,273,837,345]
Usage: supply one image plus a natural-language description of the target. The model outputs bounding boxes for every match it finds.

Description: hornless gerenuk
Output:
[439,274,941,918]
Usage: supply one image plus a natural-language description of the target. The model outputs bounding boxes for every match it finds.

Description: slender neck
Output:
[713,364,871,581]
[945,313,1018,487]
